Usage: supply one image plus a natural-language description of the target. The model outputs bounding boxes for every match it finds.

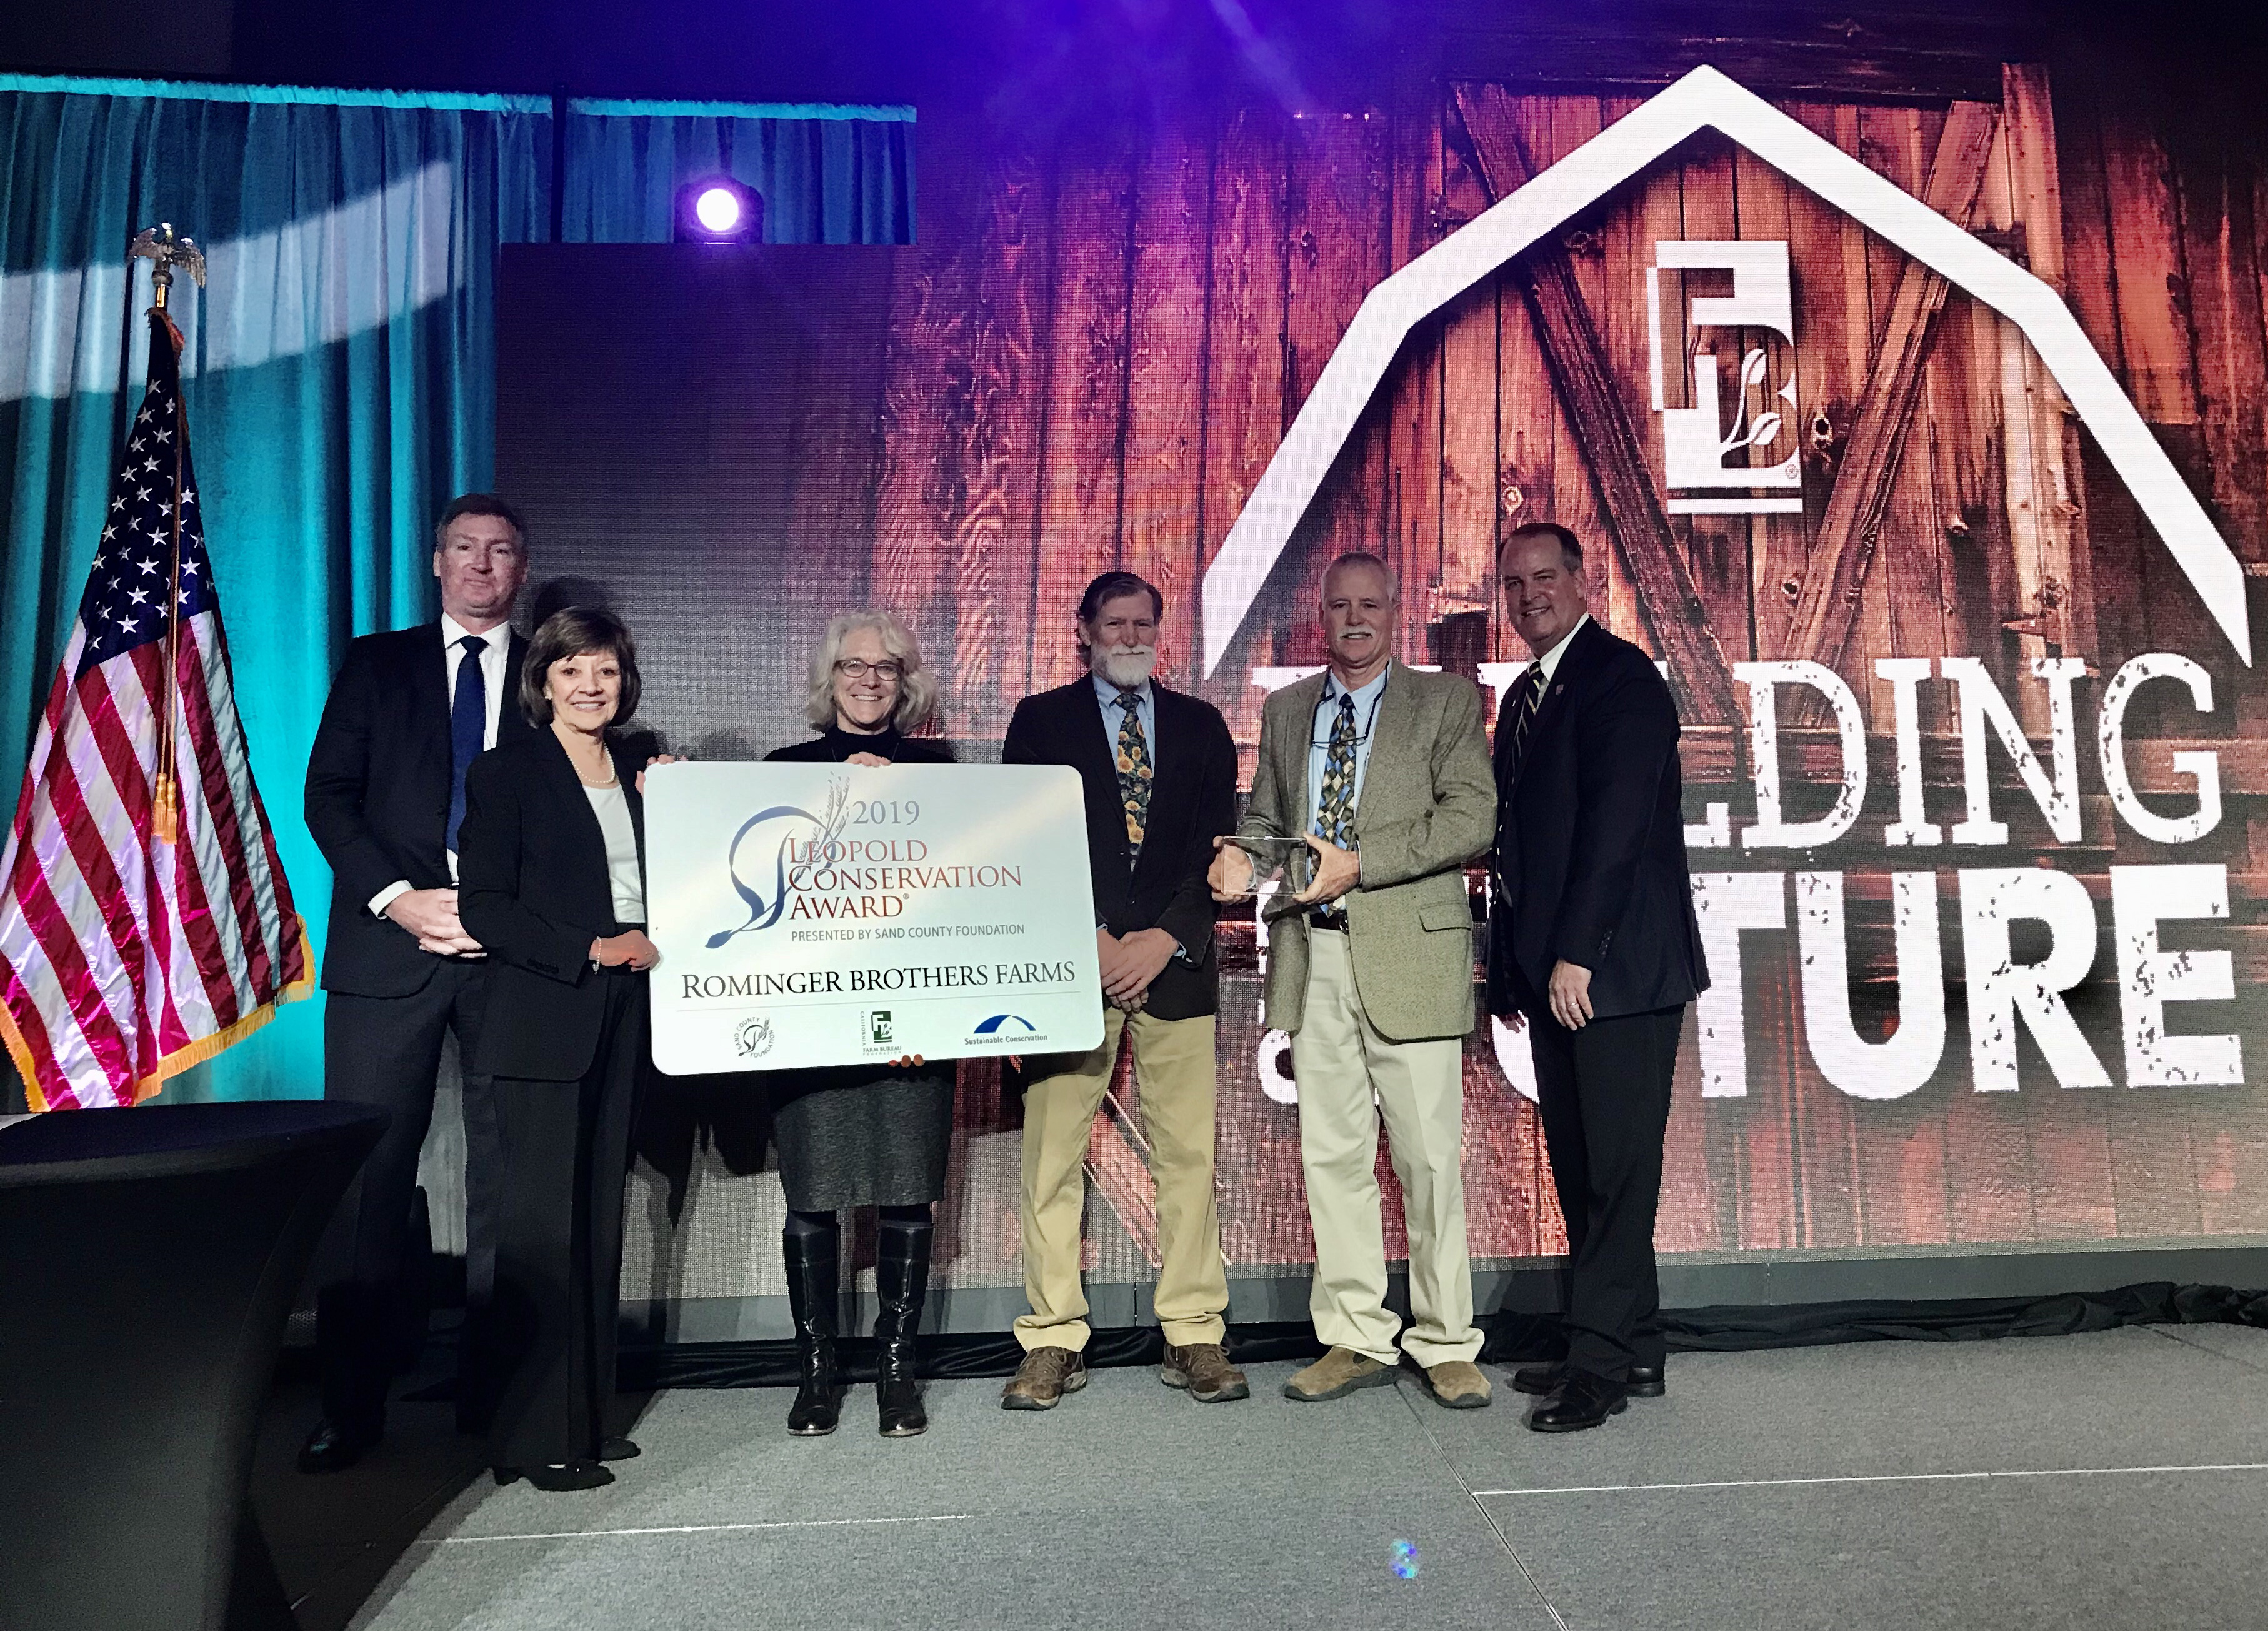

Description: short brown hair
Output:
[435,493,527,551]
[1077,570,1164,624]
[521,607,641,726]
[1502,521,1582,571]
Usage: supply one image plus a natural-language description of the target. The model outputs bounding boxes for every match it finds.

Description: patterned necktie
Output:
[1314,691,1359,849]
[446,633,487,852]
[1114,691,1152,861]
[1505,665,1543,771]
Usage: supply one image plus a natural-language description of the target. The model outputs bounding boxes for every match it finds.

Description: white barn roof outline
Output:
[1197,64,2253,675]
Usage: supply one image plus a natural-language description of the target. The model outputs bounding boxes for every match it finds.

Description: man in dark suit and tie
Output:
[1487,521,1708,1433]
[298,493,536,1472]
[997,571,1245,1411]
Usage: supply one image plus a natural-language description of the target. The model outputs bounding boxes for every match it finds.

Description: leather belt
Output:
[1307,905,1348,932]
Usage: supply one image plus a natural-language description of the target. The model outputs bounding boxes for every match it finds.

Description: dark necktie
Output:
[446,633,487,852]
[1114,691,1153,866]
[1314,692,1359,848]
[1504,665,1543,771]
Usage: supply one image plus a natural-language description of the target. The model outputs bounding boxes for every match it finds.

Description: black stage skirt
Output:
[769,1063,954,1211]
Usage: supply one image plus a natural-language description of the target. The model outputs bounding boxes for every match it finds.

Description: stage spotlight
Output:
[676,177,763,244]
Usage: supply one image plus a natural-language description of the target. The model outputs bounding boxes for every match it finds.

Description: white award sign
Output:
[643,762,1103,1073]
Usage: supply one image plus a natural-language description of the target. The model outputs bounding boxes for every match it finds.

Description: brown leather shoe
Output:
[1422,1359,1492,1409]
[1160,1342,1251,1402]
[1001,1346,1087,1410]
[1282,1346,1397,1401]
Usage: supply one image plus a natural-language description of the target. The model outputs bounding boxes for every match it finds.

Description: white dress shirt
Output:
[368,615,514,918]
[1527,611,1590,689]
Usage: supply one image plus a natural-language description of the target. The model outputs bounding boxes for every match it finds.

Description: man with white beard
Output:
[998,571,1244,1410]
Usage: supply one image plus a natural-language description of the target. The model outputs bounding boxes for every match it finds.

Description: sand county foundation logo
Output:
[733,1016,776,1060]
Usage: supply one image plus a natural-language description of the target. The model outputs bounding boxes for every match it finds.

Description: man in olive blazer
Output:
[1209,552,1497,1408]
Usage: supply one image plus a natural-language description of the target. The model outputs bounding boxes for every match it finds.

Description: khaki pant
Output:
[1291,928,1481,1368]
[1014,1006,1227,1353]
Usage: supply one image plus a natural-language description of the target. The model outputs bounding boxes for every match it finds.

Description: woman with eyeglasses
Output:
[761,611,955,1438]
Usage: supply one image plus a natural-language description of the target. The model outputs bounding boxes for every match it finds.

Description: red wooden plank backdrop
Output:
[789,65,2268,1278]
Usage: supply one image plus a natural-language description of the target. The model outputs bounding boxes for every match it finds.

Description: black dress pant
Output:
[318,958,501,1435]
[489,973,646,1470]
[1528,1003,1685,1382]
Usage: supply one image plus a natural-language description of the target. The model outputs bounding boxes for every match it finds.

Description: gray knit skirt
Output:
[770,1063,954,1212]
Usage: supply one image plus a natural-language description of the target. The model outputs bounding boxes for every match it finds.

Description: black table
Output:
[0,1100,386,1631]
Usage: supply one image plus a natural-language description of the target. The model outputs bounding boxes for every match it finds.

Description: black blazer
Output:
[1001,679,1236,1022]
[766,723,954,769]
[304,621,536,998]
[456,730,646,1082]
[1487,619,1709,1023]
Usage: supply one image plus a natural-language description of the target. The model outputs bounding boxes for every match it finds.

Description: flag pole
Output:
[128,224,205,847]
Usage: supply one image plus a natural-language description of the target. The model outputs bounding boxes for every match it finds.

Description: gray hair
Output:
[804,610,939,732]
[1323,550,1399,603]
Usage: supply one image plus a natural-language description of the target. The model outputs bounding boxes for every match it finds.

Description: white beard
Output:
[1094,646,1157,689]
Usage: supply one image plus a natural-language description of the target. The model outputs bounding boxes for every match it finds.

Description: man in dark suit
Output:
[298,493,535,1472]
[1487,521,1708,1433]
[997,571,1244,1411]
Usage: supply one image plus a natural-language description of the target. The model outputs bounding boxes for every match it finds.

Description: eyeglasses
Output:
[835,659,904,683]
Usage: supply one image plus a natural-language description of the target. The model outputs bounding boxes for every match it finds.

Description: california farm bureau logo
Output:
[1195,64,2248,674]
[707,775,1023,938]
[1648,241,1800,516]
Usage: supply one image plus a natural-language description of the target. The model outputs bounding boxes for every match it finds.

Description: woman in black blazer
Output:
[457,606,659,1492]
[763,610,954,1438]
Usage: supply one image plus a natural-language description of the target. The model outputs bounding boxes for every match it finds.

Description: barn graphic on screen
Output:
[503,58,2268,1307]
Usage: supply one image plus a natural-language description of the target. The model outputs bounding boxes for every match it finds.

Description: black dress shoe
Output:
[1511,1361,1565,1396]
[1515,1360,1665,1398]
[493,1461,614,1492]
[1527,1371,1629,1433]
[297,1419,378,1475]
[599,1436,641,1462]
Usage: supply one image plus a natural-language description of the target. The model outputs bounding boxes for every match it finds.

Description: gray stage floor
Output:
[254,1323,2268,1630]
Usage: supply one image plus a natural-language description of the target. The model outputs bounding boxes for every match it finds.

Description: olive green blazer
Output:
[1237,660,1496,1041]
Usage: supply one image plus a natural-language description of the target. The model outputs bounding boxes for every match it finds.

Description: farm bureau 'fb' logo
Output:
[1195,66,2252,674]
[707,779,852,947]
[1647,239,1799,516]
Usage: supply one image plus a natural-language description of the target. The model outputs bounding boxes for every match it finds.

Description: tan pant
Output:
[1291,928,1481,1368]
[1014,1005,1227,1353]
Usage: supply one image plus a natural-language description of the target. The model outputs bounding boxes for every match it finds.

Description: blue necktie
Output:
[446,634,486,852]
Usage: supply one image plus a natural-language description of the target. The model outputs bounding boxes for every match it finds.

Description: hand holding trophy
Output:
[1207,833,1314,919]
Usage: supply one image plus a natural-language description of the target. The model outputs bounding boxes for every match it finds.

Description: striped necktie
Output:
[1505,665,1543,770]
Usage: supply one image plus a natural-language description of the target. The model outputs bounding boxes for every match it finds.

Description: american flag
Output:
[0,311,309,1110]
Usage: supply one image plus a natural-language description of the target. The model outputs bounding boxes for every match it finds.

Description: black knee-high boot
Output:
[874,1213,932,1437]
[782,1215,841,1436]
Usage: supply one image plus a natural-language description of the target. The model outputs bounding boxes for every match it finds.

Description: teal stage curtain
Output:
[562,99,916,245]
[0,75,914,1106]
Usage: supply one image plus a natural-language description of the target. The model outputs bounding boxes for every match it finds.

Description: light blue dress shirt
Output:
[1306,666,1389,840]
[1092,673,1157,760]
